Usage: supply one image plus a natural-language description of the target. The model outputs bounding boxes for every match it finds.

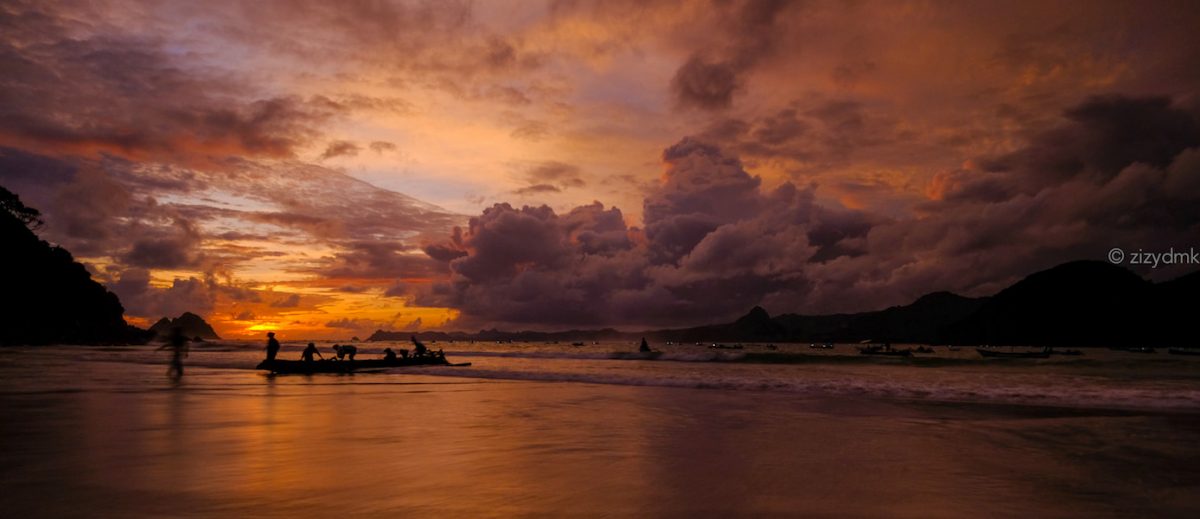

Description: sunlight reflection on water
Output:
[1,345,1199,517]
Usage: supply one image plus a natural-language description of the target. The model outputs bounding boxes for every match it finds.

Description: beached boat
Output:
[976,348,1049,359]
[256,356,470,374]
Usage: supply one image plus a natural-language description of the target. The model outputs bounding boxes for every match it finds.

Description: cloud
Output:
[270,293,301,308]
[512,161,586,196]
[418,137,858,327]
[320,140,362,160]
[324,317,380,330]
[668,0,798,110]
[369,141,397,153]
[514,184,561,195]
[423,96,1200,328]
[109,269,219,318]
[670,56,741,110]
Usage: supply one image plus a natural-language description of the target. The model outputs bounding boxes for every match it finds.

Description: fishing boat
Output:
[1046,347,1083,356]
[858,344,912,357]
[1168,348,1200,356]
[1125,347,1157,353]
[256,356,470,374]
[709,344,744,350]
[976,348,1049,359]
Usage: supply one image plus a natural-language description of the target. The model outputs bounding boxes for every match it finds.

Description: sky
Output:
[1,0,1199,339]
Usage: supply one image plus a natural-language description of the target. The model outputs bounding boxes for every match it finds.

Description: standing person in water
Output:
[639,337,652,353]
[301,342,323,362]
[157,326,188,379]
[265,331,281,362]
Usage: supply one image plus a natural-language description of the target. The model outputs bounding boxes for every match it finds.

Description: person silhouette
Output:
[383,347,397,361]
[156,326,188,379]
[265,332,281,362]
[639,337,652,353]
[332,344,357,361]
[411,335,428,357]
[301,342,323,362]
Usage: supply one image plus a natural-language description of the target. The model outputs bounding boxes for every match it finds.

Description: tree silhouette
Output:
[0,185,44,230]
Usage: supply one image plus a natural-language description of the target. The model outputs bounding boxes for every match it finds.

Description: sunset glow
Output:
[2,0,1198,338]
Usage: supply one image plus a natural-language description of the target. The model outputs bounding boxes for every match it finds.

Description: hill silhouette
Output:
[368,261,1196,347]
[0,186,150,345]
[149,312,221,341]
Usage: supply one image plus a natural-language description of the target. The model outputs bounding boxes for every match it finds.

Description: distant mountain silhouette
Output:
[368,260,1196,347]
[772,291,988,344]
[149,312,220,341]
[0,186,150,345]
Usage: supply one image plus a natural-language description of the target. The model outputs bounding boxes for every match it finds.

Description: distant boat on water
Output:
[858,343,912,357]
[976,348,1050,359]
[1125,347,1157,354]
[1168,348,1200,356]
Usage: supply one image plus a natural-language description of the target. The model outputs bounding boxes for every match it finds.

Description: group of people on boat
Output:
[263,332,445,363]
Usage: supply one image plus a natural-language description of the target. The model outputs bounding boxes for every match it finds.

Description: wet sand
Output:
[2,348,1199,517]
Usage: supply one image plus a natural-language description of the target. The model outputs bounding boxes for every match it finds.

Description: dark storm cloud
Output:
[424,93,1200,328]
[0,4,345,165]
[106,269,250,319]
[670,56,742,110]
[975,95,1200,189]
[418,136,872,327]
[701,100,901,168]
[669,0,797,110]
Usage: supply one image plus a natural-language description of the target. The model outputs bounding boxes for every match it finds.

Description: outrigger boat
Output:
[257,355,470,374]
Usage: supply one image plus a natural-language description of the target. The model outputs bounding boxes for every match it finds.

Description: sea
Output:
[2,341,1199,518]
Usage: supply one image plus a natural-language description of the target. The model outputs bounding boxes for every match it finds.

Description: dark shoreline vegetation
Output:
[3,184,1197,348]
[1,186,151,346]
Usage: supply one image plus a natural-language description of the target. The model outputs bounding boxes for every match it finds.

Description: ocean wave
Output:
[407,366,1200,412]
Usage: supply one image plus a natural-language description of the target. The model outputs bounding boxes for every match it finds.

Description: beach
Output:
[2,343,1199,518]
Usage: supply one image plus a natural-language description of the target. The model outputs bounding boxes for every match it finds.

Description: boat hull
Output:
[256,357,467,374]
